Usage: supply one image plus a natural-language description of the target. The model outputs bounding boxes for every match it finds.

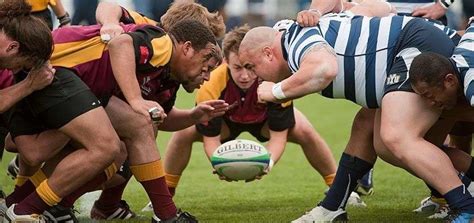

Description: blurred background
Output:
[53,0,474,31]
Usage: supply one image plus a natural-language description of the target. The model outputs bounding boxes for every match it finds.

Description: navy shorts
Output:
[384,18,456,95]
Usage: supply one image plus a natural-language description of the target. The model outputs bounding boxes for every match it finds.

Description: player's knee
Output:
[379,126,404,152]
[92,134,121,164]
[20,151,44,167]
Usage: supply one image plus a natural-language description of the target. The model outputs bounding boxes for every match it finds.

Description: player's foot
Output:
[346,192,367,207]
[355,169,374,196]
[151,209,198,223]
[90,200,136,220]
[7,155,19,180]
[142,201,153,212]
[413,196,446,214]
[355,184,373,196]
[291,205,347,223]
[444,210,474,223]
[4,204,45,223]
[428,205,450,219]
[0,197,7,222]
[43,205,78,223]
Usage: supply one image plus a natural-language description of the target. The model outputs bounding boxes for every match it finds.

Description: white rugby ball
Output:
[211,139,270,181]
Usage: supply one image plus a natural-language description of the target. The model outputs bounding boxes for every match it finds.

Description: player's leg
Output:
[7,69,121,221]
[292,108,377,223]
[104,96,193,222]
[286,108,337,187]
[164,126,203,196]
[377,91,474,218]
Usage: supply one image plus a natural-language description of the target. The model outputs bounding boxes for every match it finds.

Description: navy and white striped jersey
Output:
[280,14,456,108]
[387,0,436,15]
[451,23,474,106]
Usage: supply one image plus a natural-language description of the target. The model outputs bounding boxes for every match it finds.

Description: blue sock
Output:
[427,183,443,198]
[428,173,470,199]
[320,153,373,211]
[465,157,474,180]
[444,185,474,214]
[358,168,373,187]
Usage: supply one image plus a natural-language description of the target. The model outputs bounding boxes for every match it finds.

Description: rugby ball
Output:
[211,139,270,181]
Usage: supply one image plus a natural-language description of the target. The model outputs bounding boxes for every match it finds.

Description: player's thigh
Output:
[286,108,314,143]
[105,96,153,139]
[380,91,441,142]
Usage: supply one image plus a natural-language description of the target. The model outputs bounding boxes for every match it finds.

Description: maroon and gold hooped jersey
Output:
[195,64,295,136]
[50,20,179,112]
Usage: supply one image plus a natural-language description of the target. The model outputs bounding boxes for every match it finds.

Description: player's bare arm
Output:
[258,44,337,103]
[108,34,165,121]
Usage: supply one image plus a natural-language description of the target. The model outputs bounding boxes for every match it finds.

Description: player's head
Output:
[0,0,52,70]
[410,52,460,110]
[168,19,222,93]
[239,26,281,83]
[223,24,257,90]
[161,1,225,39]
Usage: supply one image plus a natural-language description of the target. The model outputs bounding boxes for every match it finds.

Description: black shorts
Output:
[450,121,474,136]
[221,119,269,143]
[8,68,101,137]
[384,18,456,95]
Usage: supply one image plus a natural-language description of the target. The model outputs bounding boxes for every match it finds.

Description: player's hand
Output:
[26,62,55,91]
[191,100,230,124]
[212,170,237,182]
[245,158,273,183]
[100,23,124,43]
[245,170,268,183]
[297,9,321,27]
[129,99,167,124]
[257,81,278,103]
[412,2,447,20]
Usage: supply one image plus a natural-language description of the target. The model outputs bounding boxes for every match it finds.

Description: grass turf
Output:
[0,90,442,222]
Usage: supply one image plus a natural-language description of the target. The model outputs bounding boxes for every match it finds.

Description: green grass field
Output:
[0,90,443,222]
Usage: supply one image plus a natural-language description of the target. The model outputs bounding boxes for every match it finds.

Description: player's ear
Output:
[262,46,273,60]
[444,73,457,87]
[182,41,193,56]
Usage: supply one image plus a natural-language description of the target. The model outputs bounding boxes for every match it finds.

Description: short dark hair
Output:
[410,52,456,88]
[0,0,53,68]
[168,19,216,51]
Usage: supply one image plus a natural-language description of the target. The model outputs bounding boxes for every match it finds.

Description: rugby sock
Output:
[60,163,117,208]
[323,173,336,187]
[30,169,47,188]
[14,180,61,215]
[320,153,373,211]
[465,157,474,180]
[131,160,177,220]
[444,185,474,214]
[15,175,28,187]
[6,180,35,207]
[6,170,46,206]
[165,173,181,196]
[427,184,443,198]
[95,176,131,212]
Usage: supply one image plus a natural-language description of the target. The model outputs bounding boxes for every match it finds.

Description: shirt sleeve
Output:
[452,22,474,106]
[120,7,158,25]
[124,26,172,71]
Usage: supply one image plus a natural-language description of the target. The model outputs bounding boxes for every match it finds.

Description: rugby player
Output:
[162,25,340,201]
[238,12,472,223]
[3,2,227,222]
[0,0,124,222]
